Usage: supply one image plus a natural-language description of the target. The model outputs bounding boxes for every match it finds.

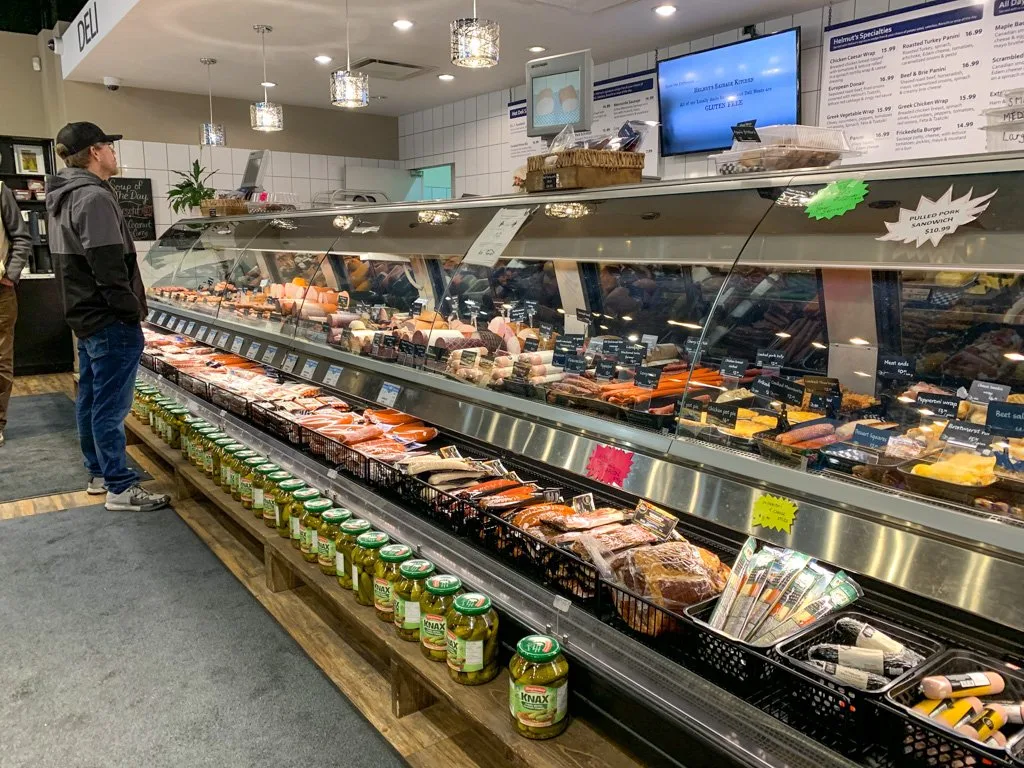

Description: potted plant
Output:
[168,160,217,216]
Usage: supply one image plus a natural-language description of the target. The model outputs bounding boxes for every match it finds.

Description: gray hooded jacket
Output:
[45,168,147,337]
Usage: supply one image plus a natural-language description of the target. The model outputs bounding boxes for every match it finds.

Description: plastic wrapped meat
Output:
[539,507,626,532]
[570,524,658,559]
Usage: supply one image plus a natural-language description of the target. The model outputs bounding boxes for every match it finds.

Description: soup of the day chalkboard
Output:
[109,177,156,241]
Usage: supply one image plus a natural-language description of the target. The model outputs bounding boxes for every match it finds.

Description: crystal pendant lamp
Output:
[199,58,226,146]
[330,0,369,108]
[251,24,283,131]
[451,0,499,68]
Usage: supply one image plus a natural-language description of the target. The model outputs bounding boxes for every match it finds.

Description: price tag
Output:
[968,380,1011,404]
[157,313,167,325]
[552,350,568,368]
[752,494,798,534]
[371,332,384,352]
[300,359,319,380]
[684,336,709,359]
[756,349,786,370]
[720,357,748,379]
[635,366,662,390]
[851,424,892,450]
[633,500,678,540]
[986,402,1024,437]
[377,382,401,407]
[571,493,596,514]
[262,345,278,364]
[398,339,413,357]
[594,359,617,381]
[509,306,526,323]
[337,294,350,310]
[731,119,760,143]
[750,376,773,399]
[564,356,588,375]
[941,419,991,446]
[524,299,538,317]
[282,353,299,373]
[217,331,230,347]
[413,343,427,361]
[640,334,660,355]
[175,319,187,333]
[523,337,539,353]
[903,286,931,302]
[706,402,739,428]
[463,207,531,267]
[678,398,704,422]
[877,354,915,380]
[460,350,478,367]
[618,345,645,370]
[769,378,805,407]
[575,308,592,323]
[323,365,343,387]
[247,342,261,360]
[916,392,960,419]
[197,326,208,341]
[601,339,622,358]
[808,391,842,413]
[803,375,841,395]
[230,336,245,354]
[383,335,397,349]
[539,322,554,339]
[185,321,196,336]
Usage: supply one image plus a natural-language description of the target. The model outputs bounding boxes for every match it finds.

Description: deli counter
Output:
[139,153,1024,767]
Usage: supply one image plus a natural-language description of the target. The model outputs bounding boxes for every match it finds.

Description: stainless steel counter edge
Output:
[141,369,862,768]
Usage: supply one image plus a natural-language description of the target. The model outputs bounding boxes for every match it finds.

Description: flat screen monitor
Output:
[657,28,800,156]
[240,149,269,191]
[526,50,593,137]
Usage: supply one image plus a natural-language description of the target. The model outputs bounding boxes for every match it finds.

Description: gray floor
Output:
[1,393,150,502]
[0,504,408,768]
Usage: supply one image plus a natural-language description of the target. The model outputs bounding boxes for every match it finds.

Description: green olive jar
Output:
[335,519,371,589]
[419,574,463,662]
[229,450,259,501]
[149,396,170,435]
[193,427,220,472]
[446,593,500,686]
[165,407,189,449]
[179,415,205,459]
[133,387,156,422]
[261,471,293,528]
[238,456,268,509]
[373,544,413,623]
[274,479,307,538]
[316,509,351,575]
[299,499,333,562]
[218,443,245,491]
[393,559,436,642]
[289,488,321,548]
[352,531,390,607]
[508,635,569,739]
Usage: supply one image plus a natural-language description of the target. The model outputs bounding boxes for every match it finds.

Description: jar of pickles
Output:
[373,544,412,623]
[261,471,293,528]
[508,635,569,739]
[229,450,259,501]
[133,387,156,422]
[149,396,171,435]
[317,509,351,575]
[352,531,390,607]
[335,519,371,589]
[446,593,500,686]
[218,443,245,491]
[393,559,435,642]
[420,574,463,662]
[238,455,267,507]
[274,479,308,538]
[193,427,220,471]
[251,464,280,519]
[180,415,206,460]
[299,499,333,562]
[165,407,189,449]
[289,488,321,548]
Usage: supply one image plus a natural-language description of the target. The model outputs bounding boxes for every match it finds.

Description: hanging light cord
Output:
[206,63,214,123]
[473,0,477,19]
[346,0,351,72]
[261,29,268,103]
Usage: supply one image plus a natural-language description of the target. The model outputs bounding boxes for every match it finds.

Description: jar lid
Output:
[292,488,321,501]
[168,407,189,415]
[278,479,307,491]
[206,431,227,440]
[321,509,351,525]
[340,519,372,535]
[196,426,219,435]
[213,437,235,447]
[453,593,492,616]
[268,471,293,482]
[304,498,334,513]
[379,544,413,562]
[256,463,279,475]
[399,559,435,579]
[425,574,462,596]
[515,634,561,662]
[355,531,390,549]
[243,456,267,468]
[224,443,246,454]
[235,450,259,460]
[183,415,205,425]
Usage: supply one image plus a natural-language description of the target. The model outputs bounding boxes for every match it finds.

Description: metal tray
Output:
[898,457,998,507]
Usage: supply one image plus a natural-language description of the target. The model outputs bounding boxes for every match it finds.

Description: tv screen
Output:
[531,69,583,129]
[657,29,800,156]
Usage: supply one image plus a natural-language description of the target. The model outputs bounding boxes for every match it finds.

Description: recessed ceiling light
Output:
[393,19,414,30]
[314,54,333,65]
[654,4,677,16]
[260,81,276,87]
[438,74,455,81]
[528,46,546,53]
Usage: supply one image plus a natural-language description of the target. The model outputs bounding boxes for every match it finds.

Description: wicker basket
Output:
[198,198,248,217]
[527,149,645,172]
[526,149,645,192]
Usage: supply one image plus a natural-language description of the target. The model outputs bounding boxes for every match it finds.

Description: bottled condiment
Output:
[508,635,570,739]
[133,386,156,422]
[317,509,352,574]
[446,593,500,686]
[229,450,259,501]
[217,443,245,491]
[180,415,206,459]
[352,532,390,607]
[299,499,333,562]
[165,407,189,449]
[420,574,463,662]
[250,463,280,517]
[335,519,371,589]
[393,559,435,642]
[193,427,220,472]
[373,544,413,623]
[261,470,292,528]
[149,396,171,435]
[289,488,321,548]
[274,479,307,538]
[238,455,268,508]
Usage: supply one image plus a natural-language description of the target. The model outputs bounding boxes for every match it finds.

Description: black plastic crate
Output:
[399,474,479,535]
[207,381,250,418]
[177,370,211,400]
[301,426,369,479]
[250,402,302,444]
[599,579,689,656]
[140,352,156,371]
[885,649,1024,768]
[366,455,404,495]
[684,598,781,696]
[152,357,180,382]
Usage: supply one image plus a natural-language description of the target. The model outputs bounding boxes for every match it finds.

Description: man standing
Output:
[46,122,169,512]
[0,178,33,446]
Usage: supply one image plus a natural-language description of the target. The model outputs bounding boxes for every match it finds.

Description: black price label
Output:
[460,350,478,367]
[720,357,748,379]
[941,419,991,446]
[850,424,892,450]
[429,346,447,362]
[524,300,538,316]
[633,500,678,541]
[337,294,350,310]
[678,399,704,422]
[968,380,1011,404]
[552,350,569,368]
[635,366,662,390]
[513,360,532,380]
[750,376,773,399]
[595,360,617,380]
[509,306,526,322]
[986,402,1024,437]
[564,356,588,375]
[382,335,396,348]
[756,349,786,369]
[523,337,540,353]
[803,375,841,395]
[684,336,709,358]
[539,322,554,338]
[809,391,842,413]
[731,119,760,143]
[770,377,805,406]
[372,332,384,349]
[618,346,644,369]
[877,354,915,380]
[916,393,961,419]
[413,343,427,360]
[554,339,577,354]
[575,308,592,323]
[398,340,413,356]
[602,339,622,357]
[706,403,739,428]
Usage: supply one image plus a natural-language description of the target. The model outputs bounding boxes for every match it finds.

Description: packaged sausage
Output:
[808,660,888,690]
[985,731,1008,747]
[936,697,984,729]
[753,572,863,645]
[985,700,1023,724]
[739,551,810,641]
[708,537,757,631]
[835,617,925,666]
[955,704,1006,743]
[808,644,916,677]
[747,562,832,642]
[913,698,957,719]
[921,672,1005,700]
[720,548,780,638]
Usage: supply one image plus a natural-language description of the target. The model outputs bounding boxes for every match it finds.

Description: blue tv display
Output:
[658,29,800,156]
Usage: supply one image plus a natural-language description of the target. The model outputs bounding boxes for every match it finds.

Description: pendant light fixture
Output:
[330,0,369,108]
[451,0,499,68]
[199,58,226,146]
[251,24,283,132]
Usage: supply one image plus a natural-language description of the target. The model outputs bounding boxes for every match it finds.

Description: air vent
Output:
[350,58,435,81]
[529,0,632,11]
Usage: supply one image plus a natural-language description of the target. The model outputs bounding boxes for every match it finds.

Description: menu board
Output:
[820,0,1024,163]
[108,177,156,241]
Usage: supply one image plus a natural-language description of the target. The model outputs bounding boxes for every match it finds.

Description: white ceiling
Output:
[66,0,824,116]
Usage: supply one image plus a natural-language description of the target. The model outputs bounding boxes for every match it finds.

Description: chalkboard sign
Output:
[109,178,156,241]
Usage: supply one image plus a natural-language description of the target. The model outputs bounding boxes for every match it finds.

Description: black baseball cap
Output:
[55,122,123,155]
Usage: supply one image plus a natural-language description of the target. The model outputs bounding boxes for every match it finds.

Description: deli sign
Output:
[61,0,141,79]
[77,1,100,52]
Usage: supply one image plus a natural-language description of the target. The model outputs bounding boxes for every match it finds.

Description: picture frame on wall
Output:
[13,144,46,175]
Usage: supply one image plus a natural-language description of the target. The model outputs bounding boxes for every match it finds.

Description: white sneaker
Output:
[106,484,170,512]
[0,430,5,447]
[87,476,106,495]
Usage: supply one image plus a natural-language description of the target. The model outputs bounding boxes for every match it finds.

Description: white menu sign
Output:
[820,0,1024,164]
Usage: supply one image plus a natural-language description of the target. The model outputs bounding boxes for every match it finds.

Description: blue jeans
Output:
[77,321,144,494]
